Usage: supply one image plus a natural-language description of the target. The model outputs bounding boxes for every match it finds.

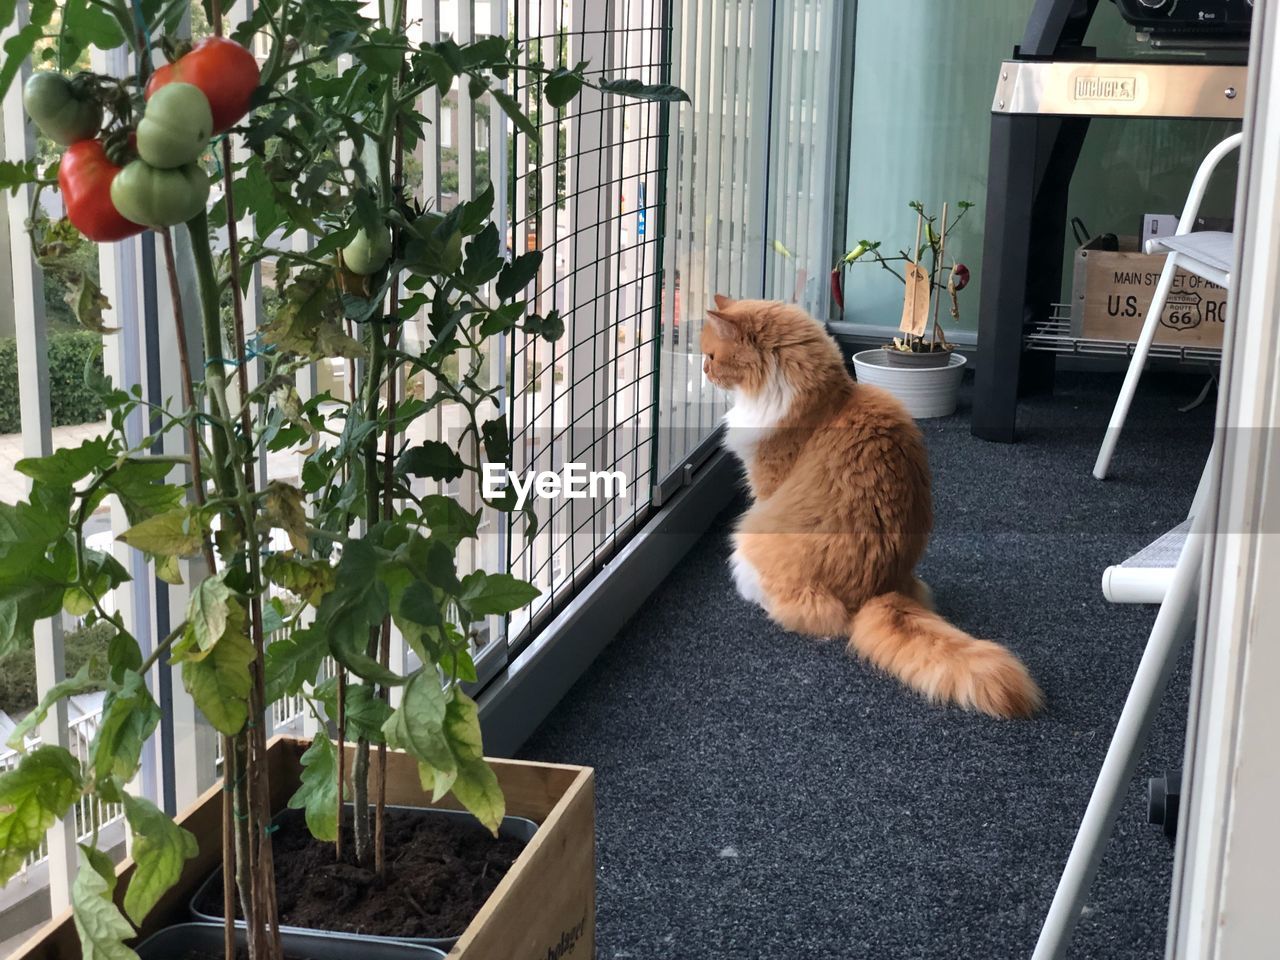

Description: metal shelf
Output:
[1023,305,1223,365]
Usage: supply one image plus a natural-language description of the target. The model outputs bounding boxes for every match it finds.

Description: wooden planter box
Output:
[13,736,595,960]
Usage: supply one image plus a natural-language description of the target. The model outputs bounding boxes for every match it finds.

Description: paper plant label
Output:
[900,261,931,337]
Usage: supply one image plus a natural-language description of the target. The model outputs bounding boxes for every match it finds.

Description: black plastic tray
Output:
[135,922,447,958]
[189,804,539,950]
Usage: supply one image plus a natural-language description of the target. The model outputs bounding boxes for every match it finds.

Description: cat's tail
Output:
[849,592,1044,719]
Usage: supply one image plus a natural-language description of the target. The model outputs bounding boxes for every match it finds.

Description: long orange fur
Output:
[702,296,1043,719]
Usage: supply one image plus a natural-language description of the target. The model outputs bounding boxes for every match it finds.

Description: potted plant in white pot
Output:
[833,200,973,418]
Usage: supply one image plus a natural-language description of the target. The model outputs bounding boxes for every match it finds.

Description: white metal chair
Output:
[1093,133,1242,480]
[1033,454,1215,959]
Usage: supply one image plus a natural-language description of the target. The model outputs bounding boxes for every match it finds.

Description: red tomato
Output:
[58,141,146,243]
[146,37,260,135]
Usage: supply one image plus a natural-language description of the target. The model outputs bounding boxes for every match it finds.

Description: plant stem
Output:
[157,229,218,573]
[353,0,405,869]
[188,208,281,960]
[336,668,346,862]
[375,0,408,881]
[138,620,187,675]
[210,17,286,946]
[352,309,386,863]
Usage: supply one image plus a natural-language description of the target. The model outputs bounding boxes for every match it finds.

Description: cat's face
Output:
[701,296,833,396]
[700,295,768,394]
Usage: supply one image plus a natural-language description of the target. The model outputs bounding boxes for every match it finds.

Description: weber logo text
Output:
[1073,76,1136,102]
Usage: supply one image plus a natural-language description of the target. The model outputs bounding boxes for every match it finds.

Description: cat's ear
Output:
[706,309,740,340]
[713,293,736,310]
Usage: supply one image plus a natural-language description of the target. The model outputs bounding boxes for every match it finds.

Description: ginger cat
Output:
[702,296,1043,719]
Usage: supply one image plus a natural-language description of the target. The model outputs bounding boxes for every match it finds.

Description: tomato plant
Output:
[135,82,213,168]
[0,4,686,959]
[58,140,145,242]
[22,72,102,145]
[146,37,260,134]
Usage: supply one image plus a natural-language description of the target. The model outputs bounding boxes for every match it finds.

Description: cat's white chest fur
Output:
[722,364,794,462]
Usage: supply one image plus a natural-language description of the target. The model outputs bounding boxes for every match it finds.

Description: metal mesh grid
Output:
[505,0,671,647]
[402,0,511,673]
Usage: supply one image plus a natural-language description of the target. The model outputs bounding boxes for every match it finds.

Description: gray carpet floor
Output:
[519,370,1215,960]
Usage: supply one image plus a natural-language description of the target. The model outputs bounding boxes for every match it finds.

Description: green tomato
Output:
[136,82,213,169]
[110,160,210,228]
[22,72,102,146]
[343,226,393,276]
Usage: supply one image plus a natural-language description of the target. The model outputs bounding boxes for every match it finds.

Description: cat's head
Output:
[700,295,843,396]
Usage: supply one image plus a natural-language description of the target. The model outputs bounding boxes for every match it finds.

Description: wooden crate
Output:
[13,737,596,960]
[1069,235,1227,348]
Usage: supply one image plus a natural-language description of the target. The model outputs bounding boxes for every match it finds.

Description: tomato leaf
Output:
[72,845,139,960]
[443,690,504,834]
[67,271,117,334]
[496,250,541,300]
[419,495,479,549]
[119,507,205,558]
[0,159,39,196]
[101,459,185,527]
[0,0,54,101]
[544,67,584,108]
[489,87,537,138]
[5,662,98,751]
[462,222,501,285]
[91,671,161,793]
[0,747,83,884]
[354,28,407,75]
[263,626,329,702]
[381,669,454,775]
[395,440,465,482]
[314,540,402,686]
[121,794,197,926]
[261,480,309,552]
[185,575,233,655]
[523,308,565,342]
[57,0,126,69]
[177,618,255,736]
[263,555,336,607]
[288,733,339,842]
[313,678,391,743]
[459,571,540,617]
[261,265,366,361]
[16,437,112,488]
[596,76,691,102]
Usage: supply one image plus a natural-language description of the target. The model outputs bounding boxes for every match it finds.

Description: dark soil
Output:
[192,806,529,939]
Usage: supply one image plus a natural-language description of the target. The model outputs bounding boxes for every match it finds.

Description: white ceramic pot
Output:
[851,348,967,418]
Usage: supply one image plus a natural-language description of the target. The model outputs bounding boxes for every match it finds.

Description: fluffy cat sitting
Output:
[701,295,1043,718]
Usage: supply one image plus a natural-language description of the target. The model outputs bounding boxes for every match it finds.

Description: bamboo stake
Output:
[931,202,949,351]
[375,0,408,879]
[221,736,235,960]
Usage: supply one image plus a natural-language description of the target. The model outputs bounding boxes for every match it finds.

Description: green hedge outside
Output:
[0,331,105,434]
